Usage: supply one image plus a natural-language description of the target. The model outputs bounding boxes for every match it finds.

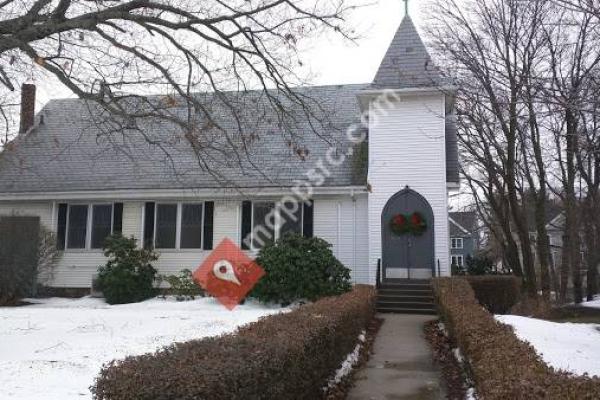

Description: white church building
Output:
[0,15,458,289]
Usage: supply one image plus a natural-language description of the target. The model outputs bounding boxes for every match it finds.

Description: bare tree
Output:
[428,0,550,296]
[0,0,356,176]
[543,5,600,303]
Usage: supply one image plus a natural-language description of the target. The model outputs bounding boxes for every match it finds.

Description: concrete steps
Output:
[376,279,436,315]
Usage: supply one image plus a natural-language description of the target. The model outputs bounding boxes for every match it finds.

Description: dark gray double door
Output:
[381,188,434,279]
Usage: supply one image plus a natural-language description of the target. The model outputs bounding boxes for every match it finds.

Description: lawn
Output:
[0,296,286,400]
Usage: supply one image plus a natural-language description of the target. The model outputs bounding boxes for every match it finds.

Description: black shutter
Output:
[143,202,155,249]
[302,200,314,238]
[57,203,68,250]
[241,201,252,250]
[203,201,214,250]
[113,203,123,235]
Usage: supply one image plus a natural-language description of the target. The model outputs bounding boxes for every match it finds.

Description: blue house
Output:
[449,211,477,270]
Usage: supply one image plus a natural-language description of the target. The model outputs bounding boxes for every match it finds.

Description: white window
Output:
[180,203,204,249]
[247,200,306,250]
[451,255,464,267]
[91,204,113,249]
[66,204,114,250]
[451,237,464,249]
[155,203,178,249]
[154,202,205,250]
[66,205,89,249]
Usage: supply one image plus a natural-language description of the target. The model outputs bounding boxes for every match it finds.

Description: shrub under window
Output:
[251,234,351,304]
[96,234,158,305]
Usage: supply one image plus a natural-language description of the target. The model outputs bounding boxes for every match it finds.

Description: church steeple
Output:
[371,15,443,90]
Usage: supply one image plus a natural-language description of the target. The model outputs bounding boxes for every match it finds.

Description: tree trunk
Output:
[535,215,552,300]
[585,197,599,300]
[560,232,571,303]
[565,109,583,303]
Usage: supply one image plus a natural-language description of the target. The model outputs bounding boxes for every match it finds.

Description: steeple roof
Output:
[371,16,444,90]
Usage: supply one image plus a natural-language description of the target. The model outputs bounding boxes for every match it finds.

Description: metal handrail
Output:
[376,258,381,289]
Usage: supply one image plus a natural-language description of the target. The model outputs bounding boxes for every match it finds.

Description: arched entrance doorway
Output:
[381,187,435,280]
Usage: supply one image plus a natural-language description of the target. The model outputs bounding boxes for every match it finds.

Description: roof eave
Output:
[356,86,458,111]
[0,185,369,201]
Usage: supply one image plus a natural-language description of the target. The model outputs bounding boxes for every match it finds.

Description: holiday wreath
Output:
[390,211,427,236]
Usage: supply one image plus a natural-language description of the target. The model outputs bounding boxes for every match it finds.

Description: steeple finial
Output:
[403,0,409,16]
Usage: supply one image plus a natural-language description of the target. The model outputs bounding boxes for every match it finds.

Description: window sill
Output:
[154,248,210,253]
[60,249,105,254]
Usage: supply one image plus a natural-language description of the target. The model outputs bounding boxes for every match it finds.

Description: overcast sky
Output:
[34,0,429,109]
[302,0,427,85]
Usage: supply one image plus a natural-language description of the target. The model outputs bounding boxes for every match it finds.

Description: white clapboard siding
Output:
[367,93,450,283]
[52,201,145,287]
[2,195,372,287]
[314,195,370,284]
[213,200,240,246]
[122,202,143,238]
[0,201,53,228]
[52,200,231,287]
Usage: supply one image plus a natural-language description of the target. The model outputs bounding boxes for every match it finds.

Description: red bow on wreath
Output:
[390,212,427,236]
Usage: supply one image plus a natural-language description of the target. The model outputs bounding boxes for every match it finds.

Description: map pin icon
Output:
[213,260,242,285]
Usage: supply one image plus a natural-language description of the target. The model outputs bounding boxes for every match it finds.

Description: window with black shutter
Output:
[241,199,313,250]
[241,201,252,250]
[113,203,123,235]
[143,202,155,249]
[302,200,314,238]
[203,201,214,250]
[56,203,68,250]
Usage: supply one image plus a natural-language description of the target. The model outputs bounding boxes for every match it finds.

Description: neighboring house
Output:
[0,15,459,288]
[544,212,585,273]
[449,211,477,269]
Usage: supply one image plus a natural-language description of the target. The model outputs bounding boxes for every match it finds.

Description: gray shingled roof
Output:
[371,16,444,90]
[0,85,368,193]
[449,211,477,236]
[0,18,458,194]
[445,114,459,183]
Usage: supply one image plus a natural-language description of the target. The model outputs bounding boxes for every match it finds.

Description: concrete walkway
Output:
[348,314,446,400]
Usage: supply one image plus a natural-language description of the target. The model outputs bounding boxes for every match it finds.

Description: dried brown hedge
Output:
[433,278,600,399]
[92,285,375,400]
[466,275,521,314]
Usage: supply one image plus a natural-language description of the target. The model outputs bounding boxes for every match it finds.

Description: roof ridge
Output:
[43,83,372,104]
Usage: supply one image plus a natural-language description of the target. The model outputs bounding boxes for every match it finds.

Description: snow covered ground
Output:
[582,296,600,309]
[496,315,600,377]
[0,296,286,400]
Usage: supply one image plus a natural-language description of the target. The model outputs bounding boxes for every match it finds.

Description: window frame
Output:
[65,203,114,251]
[153,201,206,251]
[180,202,205,250]
[90,204,115,249]
[248,200,304,251]
[451,237,464,249]
[451,255,464,267]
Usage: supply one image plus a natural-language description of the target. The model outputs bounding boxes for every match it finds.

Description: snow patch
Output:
[0,296,288,400]
[581,296,600,309]
[452,347,465,364]
[325,330,366,389]
[465,387,477,400]
[437,321,447,334]
[496,314,600,377]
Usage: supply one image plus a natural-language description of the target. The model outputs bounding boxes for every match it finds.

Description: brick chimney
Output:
[19,83,36,134]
